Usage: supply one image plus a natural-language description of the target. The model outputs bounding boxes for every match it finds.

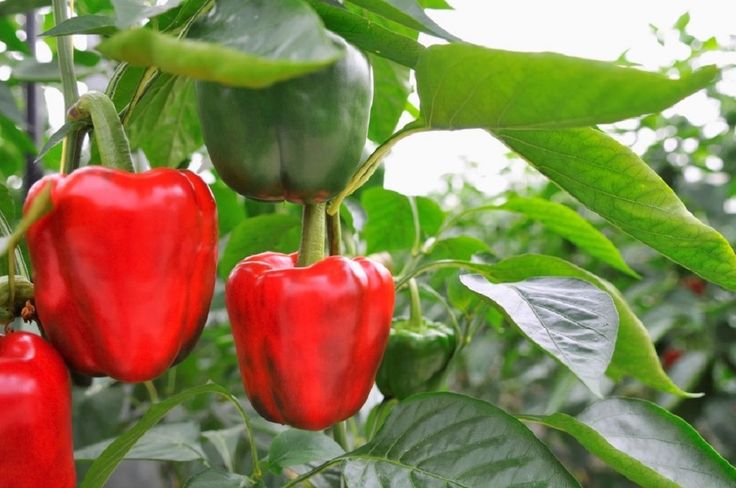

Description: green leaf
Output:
[0,183,27,279]
[361,188,444,254]
[306,0,424,68]
[346,0,458,41]
[368,55,411,143]
[220,214,301,279]
[0,17,30,53]
[487,254,695,397]
[41,14,117,36]
[495,128,736,291]
[268,430,343,472]
[429,236,491,260]
[35,120,89,164]
[77,0,115,15]
[184,469,252,488]
[674,12,691,32]
[500,197,637,277]
[0,115,35,154]
[211,178,245,237]
[112,0,182,28]
[99,0,343,88]
[416,44,717,129]
[80,383,251,488]
[202,426,245,473]
[418,0,451,8]
[126,74,202,167]
[0,82,22,125]
[416,196,445,235]
[75,422,206,462]
[522,398,736,488]
[0,0,51,15]
[340,392,580,486]
[460,275,618,395]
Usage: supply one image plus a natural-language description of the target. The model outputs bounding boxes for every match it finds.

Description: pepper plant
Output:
[0,1,735,487]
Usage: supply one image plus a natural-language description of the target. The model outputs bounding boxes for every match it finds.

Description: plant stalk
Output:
[327,210,341,256]
[332,421,349,451]
[407,278,423,331]
[68,92,134,172]
[52,0,83,173]
[297,203,326,266]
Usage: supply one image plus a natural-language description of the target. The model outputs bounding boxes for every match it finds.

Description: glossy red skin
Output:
[226,252,394,430]
[0,332,75,488]
[24,167,217,383]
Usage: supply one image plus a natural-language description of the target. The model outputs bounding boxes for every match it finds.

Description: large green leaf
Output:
[460,275,618,395]
[487,254,695,397]
[185,469,252,488]
[464,197,637,276]
[42,15,117,37]
[220,214,301,279]
[361,188,444,254]
[80,383,254,488]
[346,0,458,40]
[522,398,736,488]
[495,128,736,291]
[368,54,411,143]
[99,0,343,88]
[126,74,202,167]
[75,422,206,462]
[306,0,424,68]
[335,393,580,487]
[416,44,716,129]
[267,430,343,473]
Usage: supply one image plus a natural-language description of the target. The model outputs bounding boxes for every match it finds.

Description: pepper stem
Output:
[408,278,423,331]
[332,421,349,451]
[297,203,326,267]
[327,211,341,256]
[68,91,134,172]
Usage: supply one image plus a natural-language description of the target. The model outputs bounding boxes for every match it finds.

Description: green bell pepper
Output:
[192,5,373,203]
[376,279,458,400]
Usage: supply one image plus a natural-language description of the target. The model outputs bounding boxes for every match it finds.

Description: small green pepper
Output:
[376,279,457,400]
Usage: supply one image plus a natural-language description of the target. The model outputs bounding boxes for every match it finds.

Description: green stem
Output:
[407,278,423,331]
[231,400,263,480]
[418,283,462,349]
[327,122,425,215]
[395,259,494,289]
[52,0,82,173]
[332,421,349,451]
[327,211,341,256]
[52,0,79,111]
[143,381,160,403]
[68,91,134,172]
[408,196,421,256]
[297,203,326,267]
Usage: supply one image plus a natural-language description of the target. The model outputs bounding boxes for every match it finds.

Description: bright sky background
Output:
[383,0,736,197]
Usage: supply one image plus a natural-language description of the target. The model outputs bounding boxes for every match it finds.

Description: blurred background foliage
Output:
[0,2,734,486]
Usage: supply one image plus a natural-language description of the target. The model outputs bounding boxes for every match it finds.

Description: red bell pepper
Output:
[226,252,394,430]
[0,331,75,487]
[24,166,217,383]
